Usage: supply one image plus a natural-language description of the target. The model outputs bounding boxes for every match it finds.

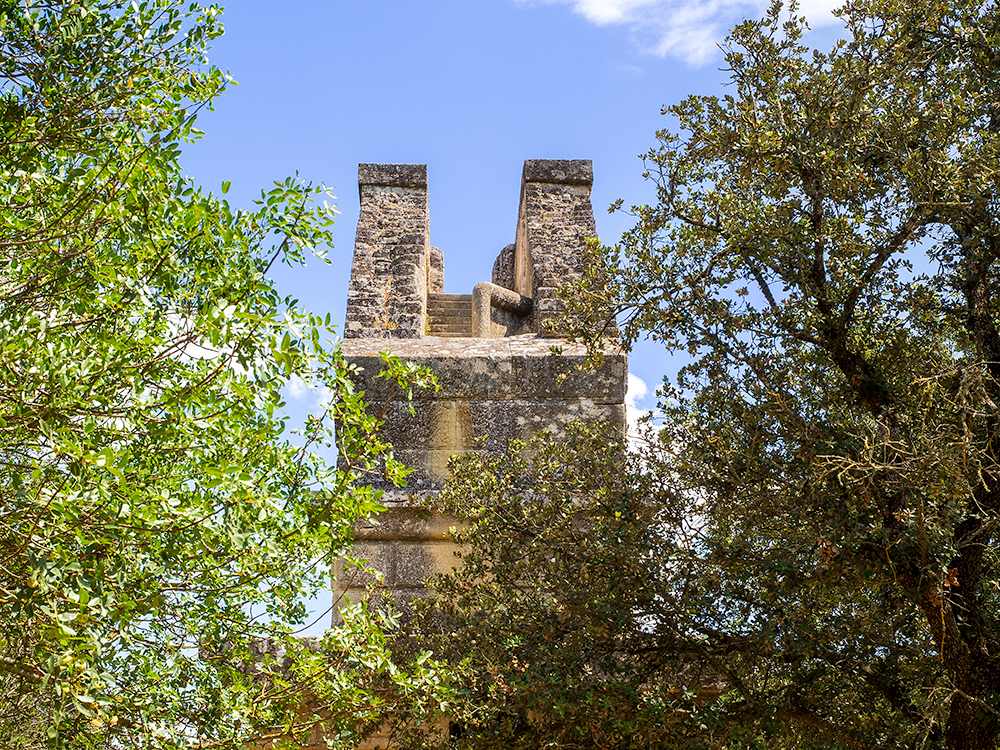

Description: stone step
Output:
[427,304,472,317]
[426,323,473,336]
[426,293,472,336]
[431,315,472,328]
[432,326,473,334]
[430,314,470,323]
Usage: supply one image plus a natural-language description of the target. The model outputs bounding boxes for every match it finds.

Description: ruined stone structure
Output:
[333,158,626,644]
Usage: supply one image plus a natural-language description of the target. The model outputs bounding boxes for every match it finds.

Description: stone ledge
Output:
[522,159,593,186]
[358,163,428,189]
[342,336,626,402]
[352,506,456,541]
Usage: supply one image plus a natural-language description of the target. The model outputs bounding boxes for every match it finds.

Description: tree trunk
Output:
[946,670,1000,750]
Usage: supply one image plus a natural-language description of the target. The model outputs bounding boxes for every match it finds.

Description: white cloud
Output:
[286,375,334,413]
[797,0,843,21]
[570,0,664,24]
[316,385,334,411]
[521,0,842,64]
[288,374,310,400]
[625,371,650,440]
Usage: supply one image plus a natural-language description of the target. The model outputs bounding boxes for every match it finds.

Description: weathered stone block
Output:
[333,543,391,588]
[388,448,474,486]
[522,159,593,186]
[358,163,427,189]
[342,337,625,403]
[468,400,625,447]
[372,397,623,455]
[393,542,461,586]
[508,342,627,402]
[492,243,516,290]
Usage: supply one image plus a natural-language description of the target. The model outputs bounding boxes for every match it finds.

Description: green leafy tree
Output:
[415,0,1000,748]
[0,2,449,748]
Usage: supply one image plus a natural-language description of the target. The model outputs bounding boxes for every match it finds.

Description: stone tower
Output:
[334,159,626,622]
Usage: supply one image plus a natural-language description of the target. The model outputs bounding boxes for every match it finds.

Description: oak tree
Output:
[418,1,1000,748]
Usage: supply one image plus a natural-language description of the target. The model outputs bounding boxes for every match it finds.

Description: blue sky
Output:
[180,0,842,630]
[182,0,844,416]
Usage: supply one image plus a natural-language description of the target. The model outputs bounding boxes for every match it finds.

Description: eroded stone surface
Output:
[357,162,427,188]
[345,164,429,339]
[515,165,597,334]
[428,246,444,295]
[521,158,594,185]
[492,243,515,290]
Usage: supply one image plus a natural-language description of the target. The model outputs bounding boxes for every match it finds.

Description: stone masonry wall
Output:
[428,246,444,295]
[335,335,626,623]
[345,164,429,338]
[491,243,515,290]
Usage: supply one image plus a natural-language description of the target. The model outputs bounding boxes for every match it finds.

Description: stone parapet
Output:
[513,159,597,335]
[521,158,593,185]
[357,163,428,190]
[345,164,429,338]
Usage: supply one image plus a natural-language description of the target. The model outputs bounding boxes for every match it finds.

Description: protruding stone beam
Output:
[345,164,430,339]
[472,281,532,338]
[513,159,596,336]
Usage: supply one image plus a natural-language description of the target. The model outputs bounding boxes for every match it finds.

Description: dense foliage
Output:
[418,0,1000,748]
[0,2,448,748]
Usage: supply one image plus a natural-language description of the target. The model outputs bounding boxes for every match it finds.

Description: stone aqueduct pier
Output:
[334,159,627,625]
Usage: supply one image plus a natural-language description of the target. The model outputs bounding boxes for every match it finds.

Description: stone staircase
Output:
[426,293,472,337]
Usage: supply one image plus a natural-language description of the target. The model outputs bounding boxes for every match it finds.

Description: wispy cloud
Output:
[608,61,645,76]
[288,375,311,400]
[521,0,842,64]
[625,371,650,442]
[287,375,334,413]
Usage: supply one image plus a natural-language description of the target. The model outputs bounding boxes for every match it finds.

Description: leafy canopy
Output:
[0,2,448,748]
